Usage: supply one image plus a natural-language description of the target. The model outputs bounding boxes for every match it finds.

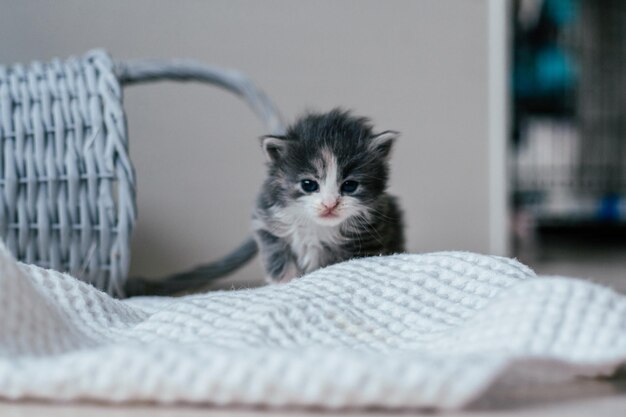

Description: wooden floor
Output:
[2,380,626,417]
[517,237,626,294]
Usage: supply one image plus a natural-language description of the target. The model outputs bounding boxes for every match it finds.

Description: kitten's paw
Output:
[265,263,299,284]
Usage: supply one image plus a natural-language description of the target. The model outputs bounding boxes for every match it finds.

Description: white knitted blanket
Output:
[0,241,625,410]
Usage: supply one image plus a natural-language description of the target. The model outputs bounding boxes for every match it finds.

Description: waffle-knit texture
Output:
[0,240,624,409]
[0,50,135,297]
[0,50,285,298]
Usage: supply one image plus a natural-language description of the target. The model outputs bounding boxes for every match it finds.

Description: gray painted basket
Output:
[0,49,284,297]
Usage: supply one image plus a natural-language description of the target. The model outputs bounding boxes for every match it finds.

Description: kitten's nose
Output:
[321,199,340,211]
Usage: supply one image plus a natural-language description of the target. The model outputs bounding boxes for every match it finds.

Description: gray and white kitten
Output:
[124,109,404,296]
[253,109,404,283]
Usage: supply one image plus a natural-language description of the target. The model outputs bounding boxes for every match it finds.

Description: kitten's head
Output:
[261,109,398,227]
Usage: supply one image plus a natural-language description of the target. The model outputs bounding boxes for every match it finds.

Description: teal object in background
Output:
[513,0,578,101]
[545,0,578,26]
[535,45,576,93]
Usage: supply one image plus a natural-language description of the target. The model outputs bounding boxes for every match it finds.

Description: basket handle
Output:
[112,59,285,295]
[114,59,286,135]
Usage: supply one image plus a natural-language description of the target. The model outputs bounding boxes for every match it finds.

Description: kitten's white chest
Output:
[288,222,341,274]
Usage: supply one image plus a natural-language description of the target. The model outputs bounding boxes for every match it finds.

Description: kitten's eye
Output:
[341,180,359,194]
[300,179,319,193]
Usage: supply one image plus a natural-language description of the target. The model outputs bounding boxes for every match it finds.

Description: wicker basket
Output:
[0,49,284,297]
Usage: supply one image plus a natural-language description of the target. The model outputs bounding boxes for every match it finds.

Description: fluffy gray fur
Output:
[253,108,404,282]
[124,109,404,295]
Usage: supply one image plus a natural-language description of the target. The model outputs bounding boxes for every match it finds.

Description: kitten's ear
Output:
[369,130,399,159]
[261,135,288,163]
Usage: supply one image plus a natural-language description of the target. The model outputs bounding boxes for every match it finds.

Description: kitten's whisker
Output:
[346,217,364,252]
[365,218,386,246]
[366,206,396,222]
[354,213,385,248]
[350,216,368,253]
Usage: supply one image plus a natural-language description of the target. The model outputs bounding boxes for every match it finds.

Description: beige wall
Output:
[0,0,493,285]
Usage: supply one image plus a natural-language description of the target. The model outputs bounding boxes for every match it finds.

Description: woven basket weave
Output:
[0,49,283,297]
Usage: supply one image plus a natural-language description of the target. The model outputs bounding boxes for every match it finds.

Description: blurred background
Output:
[2,0,624,292]
[511,0,626,292]
[0,0,502,288]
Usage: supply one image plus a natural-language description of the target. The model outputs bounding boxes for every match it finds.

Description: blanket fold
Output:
[0,241,624,409]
